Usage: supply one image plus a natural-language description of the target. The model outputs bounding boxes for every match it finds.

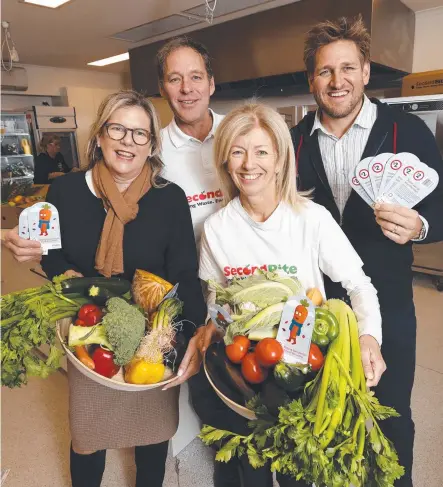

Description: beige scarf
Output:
[92,161,151,277]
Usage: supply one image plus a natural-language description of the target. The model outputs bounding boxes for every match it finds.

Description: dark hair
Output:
[156,36,213,87]
[86,90,164,187]
[304,15,371,76]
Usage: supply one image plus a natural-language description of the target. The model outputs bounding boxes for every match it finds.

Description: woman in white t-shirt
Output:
[193,103,387,487]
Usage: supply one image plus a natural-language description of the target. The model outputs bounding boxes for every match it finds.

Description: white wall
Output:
[412,7,443,73]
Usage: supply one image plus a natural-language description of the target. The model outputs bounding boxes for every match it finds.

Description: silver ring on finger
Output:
[393,224,399,234]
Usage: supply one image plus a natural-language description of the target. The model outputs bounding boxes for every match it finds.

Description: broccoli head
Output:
[102,297,146,366]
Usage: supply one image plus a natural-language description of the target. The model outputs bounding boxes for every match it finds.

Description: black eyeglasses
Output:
[105,123,151,146]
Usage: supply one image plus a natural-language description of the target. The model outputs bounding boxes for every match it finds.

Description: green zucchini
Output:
[60,277,131,297]
[88,285,118,306]
[274,362,311,393]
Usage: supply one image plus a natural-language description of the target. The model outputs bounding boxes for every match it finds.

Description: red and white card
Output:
[349,152,439,209]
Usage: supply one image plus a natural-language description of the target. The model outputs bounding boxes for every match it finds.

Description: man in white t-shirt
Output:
[156,38,274,487]
[155,37,224,242]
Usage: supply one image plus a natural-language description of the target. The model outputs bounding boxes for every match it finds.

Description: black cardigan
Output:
[41,172,206,335]
[290,98,443,315]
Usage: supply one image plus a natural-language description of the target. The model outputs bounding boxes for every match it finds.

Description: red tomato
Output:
[92,347,120,378]
[78,304,103,327]
[308,343,324,371]
[225,335,251,364]
[241,352,268,384]
[75,319,86,327]
[255,338,284,368]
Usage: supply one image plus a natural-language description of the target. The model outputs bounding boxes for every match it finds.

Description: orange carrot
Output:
[75,346,95,370]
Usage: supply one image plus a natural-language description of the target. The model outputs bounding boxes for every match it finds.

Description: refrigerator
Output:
[1,111,35,201]
[380,94,443,291]
[27,106,80,169]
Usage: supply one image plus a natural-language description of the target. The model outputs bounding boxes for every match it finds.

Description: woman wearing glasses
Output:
[38,91,206,487]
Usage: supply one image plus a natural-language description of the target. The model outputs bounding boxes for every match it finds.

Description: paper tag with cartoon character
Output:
[208,304,233,333]
[18,208,31,240]
[27,203,61,255]
[276,295,315,364]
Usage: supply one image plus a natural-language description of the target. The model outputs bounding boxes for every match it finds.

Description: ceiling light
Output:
[22,0,73,8]
[88,53,129,67]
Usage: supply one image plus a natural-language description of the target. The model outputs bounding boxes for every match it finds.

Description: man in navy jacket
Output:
[290,16,443,487]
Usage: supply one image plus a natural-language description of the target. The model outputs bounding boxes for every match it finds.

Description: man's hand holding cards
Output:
[349,153,439,244]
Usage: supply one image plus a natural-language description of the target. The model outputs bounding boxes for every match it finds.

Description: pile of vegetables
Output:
[1,270,186,388]
[66,271,186,385]
[68,294,183,385]
[201,293,405,487]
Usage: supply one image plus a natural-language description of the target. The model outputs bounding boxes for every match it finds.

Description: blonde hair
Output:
[39,134,61,153]
[213,103,308,210]
[304,15,371,76]
[86,90,164,187]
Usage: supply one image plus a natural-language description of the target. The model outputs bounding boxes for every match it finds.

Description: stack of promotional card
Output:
[349,152,439,208]
[18,202,62,255]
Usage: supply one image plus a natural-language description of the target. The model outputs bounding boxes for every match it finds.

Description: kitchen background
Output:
[1,0,443,486]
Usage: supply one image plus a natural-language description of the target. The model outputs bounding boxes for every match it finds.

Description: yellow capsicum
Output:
[124,359,165,384]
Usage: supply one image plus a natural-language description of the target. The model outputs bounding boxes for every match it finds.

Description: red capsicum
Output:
[77,304,103,327]
[92,347,120,378]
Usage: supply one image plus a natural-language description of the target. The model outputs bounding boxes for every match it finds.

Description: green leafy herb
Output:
[1,276,88,388]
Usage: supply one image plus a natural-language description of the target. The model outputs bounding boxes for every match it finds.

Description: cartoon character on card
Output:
[38,204,52,236]
[287,299,309,344]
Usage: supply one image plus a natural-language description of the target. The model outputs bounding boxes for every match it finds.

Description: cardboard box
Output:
[1,184,49,229]
[1,205,23,229]
[401,70,443,97]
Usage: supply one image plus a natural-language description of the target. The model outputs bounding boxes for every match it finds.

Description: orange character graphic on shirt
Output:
[287,299,309,344]
[39,204,52,236]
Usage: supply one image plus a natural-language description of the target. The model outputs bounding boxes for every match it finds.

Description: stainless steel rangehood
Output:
[129,0,414,97]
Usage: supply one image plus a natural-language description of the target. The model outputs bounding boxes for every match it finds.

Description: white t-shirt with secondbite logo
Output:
[199,197,382,344]
[161,110,224,242]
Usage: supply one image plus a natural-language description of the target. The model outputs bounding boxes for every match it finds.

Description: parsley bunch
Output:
[1,276,88,388]
[200,299,404,487]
